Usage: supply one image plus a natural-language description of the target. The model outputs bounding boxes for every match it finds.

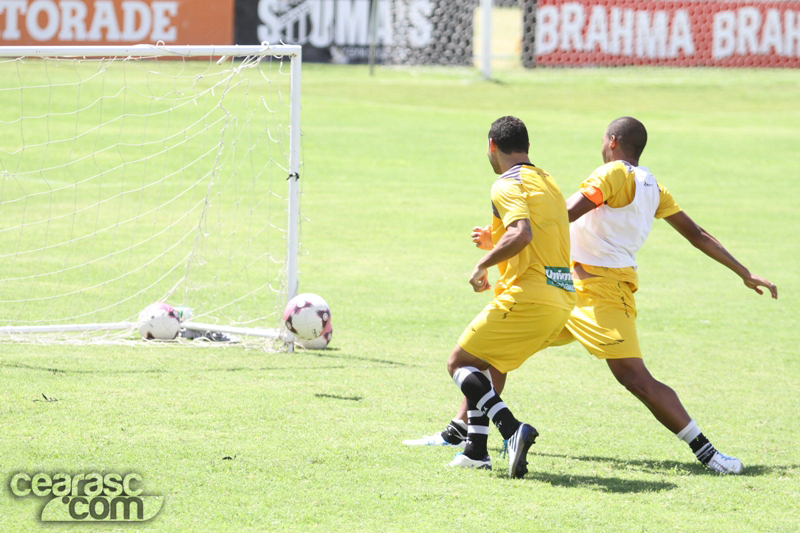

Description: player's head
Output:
[487,116,529,174]
[603,117,647,164]
[489,116,529,154]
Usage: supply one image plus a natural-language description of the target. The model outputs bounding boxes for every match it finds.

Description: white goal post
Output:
[0,44,302,347]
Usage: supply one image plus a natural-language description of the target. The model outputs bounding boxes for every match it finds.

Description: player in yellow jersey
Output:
[407,117,777,475]
[443,116,576,477]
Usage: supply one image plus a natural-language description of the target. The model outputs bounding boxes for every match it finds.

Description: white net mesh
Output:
[0,47,300,348]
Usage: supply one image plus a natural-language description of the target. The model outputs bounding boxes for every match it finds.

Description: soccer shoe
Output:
[507,423,538,479]
[180,328,241,343]
[403,433,467,449]
[201,331,241,343]
[449,453,491,470]
[706,452,743,474]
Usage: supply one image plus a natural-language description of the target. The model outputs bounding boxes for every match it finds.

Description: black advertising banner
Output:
[235,0,475,65]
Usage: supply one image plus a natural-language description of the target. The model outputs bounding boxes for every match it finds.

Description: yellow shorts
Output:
[458,292,571,374]
[550,276,642,359]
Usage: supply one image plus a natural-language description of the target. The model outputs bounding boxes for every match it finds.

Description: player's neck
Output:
[499,153,532,174]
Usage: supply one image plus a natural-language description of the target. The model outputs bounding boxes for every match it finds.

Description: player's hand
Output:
[472,225,493,250]
[469,266,491,292]
[743,274,778,299]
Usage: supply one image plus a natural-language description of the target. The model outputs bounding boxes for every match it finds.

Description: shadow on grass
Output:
[535,452,799,477]
[307,350,409,367]
[523,470,678,493]
[314,393,363,401]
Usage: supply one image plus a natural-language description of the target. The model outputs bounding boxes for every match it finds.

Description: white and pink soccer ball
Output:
[283,293,332,347]
[298,323,333,350]
[138,303,181,340]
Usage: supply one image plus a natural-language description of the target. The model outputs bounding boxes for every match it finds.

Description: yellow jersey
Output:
[491,163,576,311]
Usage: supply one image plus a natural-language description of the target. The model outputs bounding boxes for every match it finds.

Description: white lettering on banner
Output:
[151,1,176,41]
[122,1,152,41]
[535,6,559,54]
[0,0,178,42]
[335,0,370,46]
[27,0,59,41]
[585,6,608,52]
[0,1,27,39]
[88,1,121,41]
[787,11,800,56]
[535,4,695,59]
[609,8,633,55]
[257,0,433,49]
[713,9,800,59]
[59,1,88,40]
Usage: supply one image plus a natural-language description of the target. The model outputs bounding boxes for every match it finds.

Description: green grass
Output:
[2,63,800,532]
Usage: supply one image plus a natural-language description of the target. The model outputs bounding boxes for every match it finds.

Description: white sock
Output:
[676,419,701,444]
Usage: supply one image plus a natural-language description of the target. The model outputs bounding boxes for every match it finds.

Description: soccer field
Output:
[2,64,799,532]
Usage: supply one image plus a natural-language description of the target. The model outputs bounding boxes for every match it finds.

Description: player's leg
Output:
[405,319,575,448]
[606,357,742,474]
[447,346,536,478]
[605,357,690,432]
[403,367,506,448]
[570,277,743,474]
[446,297,570,477]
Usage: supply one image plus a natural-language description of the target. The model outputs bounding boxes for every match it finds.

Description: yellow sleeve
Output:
[491,179,529,228]
[655,183,682,219]
[579,162,634,207]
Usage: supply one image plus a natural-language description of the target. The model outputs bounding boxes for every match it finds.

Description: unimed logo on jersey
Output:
[545,266,575,292]
[9,472,163,522]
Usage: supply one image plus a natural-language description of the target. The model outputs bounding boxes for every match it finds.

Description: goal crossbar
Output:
[0,45,301,59]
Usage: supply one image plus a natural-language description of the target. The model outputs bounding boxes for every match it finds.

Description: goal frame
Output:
[0,44,302,343]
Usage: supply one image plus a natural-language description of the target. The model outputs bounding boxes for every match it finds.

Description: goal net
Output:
[0,44,302,349]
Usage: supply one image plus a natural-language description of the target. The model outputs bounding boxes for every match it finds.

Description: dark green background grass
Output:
[2,64,799,532]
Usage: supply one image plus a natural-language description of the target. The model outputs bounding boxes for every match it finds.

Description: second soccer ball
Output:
[283,293,331,341]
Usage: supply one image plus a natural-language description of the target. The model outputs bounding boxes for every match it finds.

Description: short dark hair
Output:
[488,116,529,154]
[607,117,647,160]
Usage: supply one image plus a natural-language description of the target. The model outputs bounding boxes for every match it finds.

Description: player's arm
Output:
[566,191,598,222]
[470,219,532,292]
[664,211,778,299]
[566,162,629,222]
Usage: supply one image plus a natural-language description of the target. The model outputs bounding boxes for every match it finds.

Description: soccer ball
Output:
[138,303,181,340]
[298,323,333,350]
[283,293,331,341]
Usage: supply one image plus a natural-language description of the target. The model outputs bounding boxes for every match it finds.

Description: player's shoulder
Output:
[496,164,525,183]
[596,160,635,178]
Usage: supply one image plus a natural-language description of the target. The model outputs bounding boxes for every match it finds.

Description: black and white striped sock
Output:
[676,420,717,465]
[463,409,490,459]
[690,434,718,465]
[453,366,520,441]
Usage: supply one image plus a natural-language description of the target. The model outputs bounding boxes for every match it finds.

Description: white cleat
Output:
[403,433,466,448]
[449,453,491,470]
[706,452,743,474]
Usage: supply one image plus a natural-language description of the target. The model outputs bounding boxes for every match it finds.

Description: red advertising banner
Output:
[0,0,234,46]
[533,0,800,67]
